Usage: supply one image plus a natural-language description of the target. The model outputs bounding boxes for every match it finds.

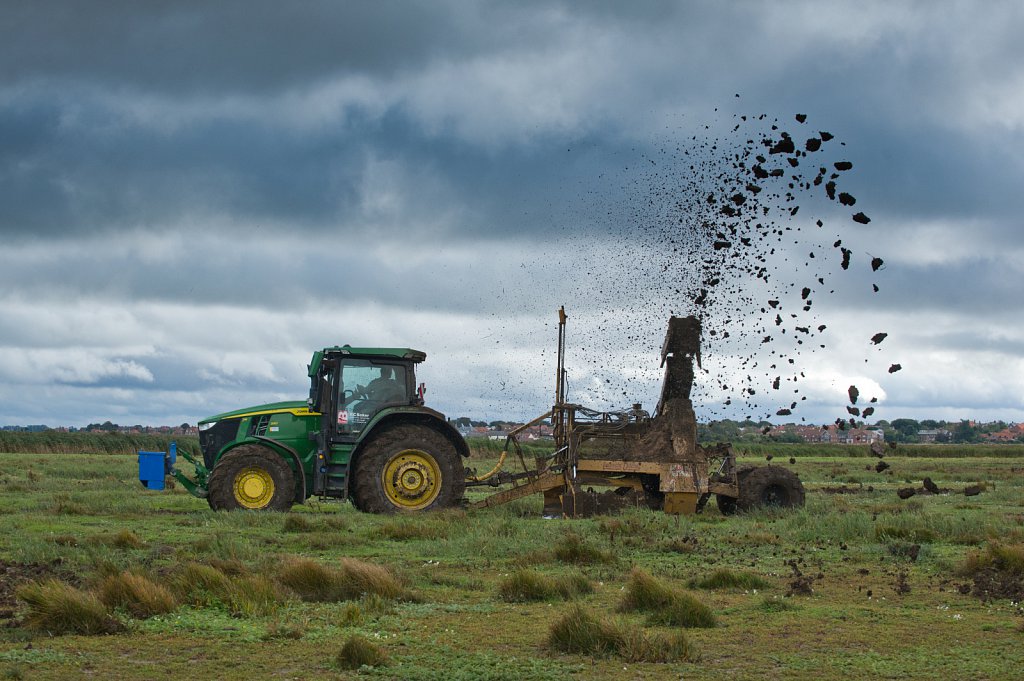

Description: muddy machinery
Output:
[466,307,805,516]
[139,308,803,516]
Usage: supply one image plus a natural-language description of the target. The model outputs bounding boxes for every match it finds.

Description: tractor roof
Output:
[308,346,427,377]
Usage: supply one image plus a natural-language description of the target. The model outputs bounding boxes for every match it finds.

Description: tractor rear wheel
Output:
[351,425,464,514]
[207,444,295,512]
[736,465,805,512]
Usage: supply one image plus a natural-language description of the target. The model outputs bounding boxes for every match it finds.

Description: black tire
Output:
[207,444,295,512]
[716,466,754,515]
[350,424,465,514]
[736,465,805,512]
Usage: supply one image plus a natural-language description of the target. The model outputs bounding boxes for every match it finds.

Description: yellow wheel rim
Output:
[382,449,442,510]
[233,467,275,509]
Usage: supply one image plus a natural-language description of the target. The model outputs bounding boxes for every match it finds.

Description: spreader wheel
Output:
[716,494,738,515]
[207,444,295,512]
[736,465,805,512]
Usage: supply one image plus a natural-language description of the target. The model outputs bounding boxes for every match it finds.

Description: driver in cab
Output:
[364,366,405,404]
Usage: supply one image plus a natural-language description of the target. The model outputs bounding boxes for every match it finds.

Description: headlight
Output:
[198,421,217,432]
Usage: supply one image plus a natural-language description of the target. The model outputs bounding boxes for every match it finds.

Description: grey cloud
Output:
[1,1,472,93]
[2,2,1023,426]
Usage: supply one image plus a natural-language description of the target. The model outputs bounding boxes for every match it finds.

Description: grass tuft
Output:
[620,568,716,628]
[497,569,592,602]
[553,532,615,565]
[227,574,284,617]
[689,568,771,591]
[619,628,699,663]
[170,562,235,606]
[277,557,410,602]
[960,543,1024,577]
[17,580,122,635]
[110,529,145,549]
[759,596,797,613]
[169,562,284,617]
[339,593,395,627]
[546,605,697,662]
[96,572,176,618]
[335,634,388,669]
[546,604,623,656]
[282,514,313,533]
[377,517,446,541]
[263,618,305,640]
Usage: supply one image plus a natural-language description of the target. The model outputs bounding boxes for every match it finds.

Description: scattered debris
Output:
[785,559,815,596]
[567,110,898,424]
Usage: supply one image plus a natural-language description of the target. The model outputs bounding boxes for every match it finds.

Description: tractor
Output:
[139,346,468,512]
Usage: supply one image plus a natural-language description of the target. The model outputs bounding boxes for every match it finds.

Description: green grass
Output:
[1,450,1024,680]
[0,431,199,456]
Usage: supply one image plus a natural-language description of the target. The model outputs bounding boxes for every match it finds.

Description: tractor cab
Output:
[307,346,426,439]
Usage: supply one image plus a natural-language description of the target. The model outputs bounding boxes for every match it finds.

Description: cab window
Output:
[335,359,408,434]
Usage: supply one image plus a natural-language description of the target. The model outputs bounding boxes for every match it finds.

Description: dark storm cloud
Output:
[0,89,627,240]
[0,1,472,93]
[0,97,365,238]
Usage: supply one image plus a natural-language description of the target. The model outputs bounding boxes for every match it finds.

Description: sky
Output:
[2,0,1023,428]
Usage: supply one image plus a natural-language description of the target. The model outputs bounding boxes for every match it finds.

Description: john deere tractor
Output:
[140,346,468,513]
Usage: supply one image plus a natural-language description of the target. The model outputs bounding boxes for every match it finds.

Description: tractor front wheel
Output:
[736,465,805,512]
[207,445,296,512]
[351,425,464,514]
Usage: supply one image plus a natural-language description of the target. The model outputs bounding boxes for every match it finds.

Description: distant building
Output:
[917,429,950,443]
[771,424,883,445]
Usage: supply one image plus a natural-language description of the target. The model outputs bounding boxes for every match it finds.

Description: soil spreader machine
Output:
[139,308,804,517]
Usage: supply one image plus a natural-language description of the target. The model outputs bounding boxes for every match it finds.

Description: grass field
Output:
[0,449,1022,680]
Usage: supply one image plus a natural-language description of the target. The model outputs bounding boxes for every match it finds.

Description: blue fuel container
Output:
[139,442,176,490]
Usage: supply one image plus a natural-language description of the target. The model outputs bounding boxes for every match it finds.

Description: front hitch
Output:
[138,442,210,498]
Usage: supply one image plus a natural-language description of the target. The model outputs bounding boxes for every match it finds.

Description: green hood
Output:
[198,401,316,424]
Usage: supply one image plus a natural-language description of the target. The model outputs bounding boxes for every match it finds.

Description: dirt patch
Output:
[0,559,77,619]
[785,558,820,596]
[893,571,911,594]
[964,568,1024,603]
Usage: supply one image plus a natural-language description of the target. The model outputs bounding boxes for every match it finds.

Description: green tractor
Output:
[141,346,469,513]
